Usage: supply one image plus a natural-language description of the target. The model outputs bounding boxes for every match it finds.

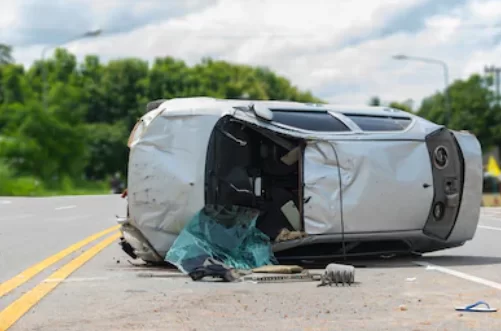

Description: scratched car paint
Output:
[117,97,483,263]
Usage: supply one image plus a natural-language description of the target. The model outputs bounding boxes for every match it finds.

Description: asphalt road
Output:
[2,195,501,330]
[0,195,126,284]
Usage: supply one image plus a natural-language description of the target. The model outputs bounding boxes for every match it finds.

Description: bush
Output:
[3,176,44,196]
[0,160,44,196]
[36,175,108,196]
[0,161,14,195]
[0,159,110,196]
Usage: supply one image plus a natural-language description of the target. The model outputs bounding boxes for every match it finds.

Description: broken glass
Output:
[165,204,278,274]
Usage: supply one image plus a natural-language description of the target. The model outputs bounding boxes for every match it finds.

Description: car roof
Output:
[156,97,413,118]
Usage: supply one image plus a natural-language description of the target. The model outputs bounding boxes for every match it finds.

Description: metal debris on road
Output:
[317,263,356,287]
[251,265,303,274]
[242,271,321,284]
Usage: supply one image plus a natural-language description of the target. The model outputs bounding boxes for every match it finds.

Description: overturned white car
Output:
[118,97,483,264]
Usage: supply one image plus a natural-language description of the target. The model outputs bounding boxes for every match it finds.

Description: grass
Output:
[41,182,110,196]
[0,178,110,197]
[0,161,111,197]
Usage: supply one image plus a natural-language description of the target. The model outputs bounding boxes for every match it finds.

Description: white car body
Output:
[119,97,483,263]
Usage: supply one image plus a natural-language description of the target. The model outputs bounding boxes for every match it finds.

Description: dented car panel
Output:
[127,114,222,258]
[335,139,434,233]
[120,97,483,263]
[303,141,343,235]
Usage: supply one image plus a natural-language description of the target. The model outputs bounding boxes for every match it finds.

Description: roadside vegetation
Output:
[0,43,499,196]
[0,46,319,196]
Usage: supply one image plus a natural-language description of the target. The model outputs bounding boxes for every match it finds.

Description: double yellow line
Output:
[0,225,121,331]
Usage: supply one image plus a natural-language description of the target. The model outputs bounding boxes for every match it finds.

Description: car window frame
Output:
[268,108,355,134]
[340,113,415,133]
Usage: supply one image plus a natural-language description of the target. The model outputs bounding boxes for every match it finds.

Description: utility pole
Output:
[484,65,501,105]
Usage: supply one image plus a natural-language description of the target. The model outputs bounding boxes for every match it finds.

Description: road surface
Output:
[1,195,501,330]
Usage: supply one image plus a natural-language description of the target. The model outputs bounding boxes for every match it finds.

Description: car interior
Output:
[204,115,305,240]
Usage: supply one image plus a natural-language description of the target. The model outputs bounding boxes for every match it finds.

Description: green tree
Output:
[0,48,325,193]
[389,101,412,113]
[417,74,498,149]
[0,45,328,192]
[0,64,28,104]
[0,101,88,180]
[368,96,381,106]
[3,47,500,196]
[84,121,129,179]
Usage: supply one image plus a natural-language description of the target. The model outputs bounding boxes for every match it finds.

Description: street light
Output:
[393,54,452,126]
[41,29,102,111]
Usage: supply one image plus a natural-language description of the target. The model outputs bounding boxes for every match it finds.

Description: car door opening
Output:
[204,115,305,241]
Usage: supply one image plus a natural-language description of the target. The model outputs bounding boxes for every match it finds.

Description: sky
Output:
[1,0,501,109]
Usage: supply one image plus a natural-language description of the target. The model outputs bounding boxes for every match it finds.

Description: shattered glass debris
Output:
[165,204,278,274]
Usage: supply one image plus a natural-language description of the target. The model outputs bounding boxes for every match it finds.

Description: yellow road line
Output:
[0,224,120,298]
[0,231,121,331]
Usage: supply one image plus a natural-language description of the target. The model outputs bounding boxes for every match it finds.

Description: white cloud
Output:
[469,0,501,22]
[5,0,501,108]
[0,1,18,30]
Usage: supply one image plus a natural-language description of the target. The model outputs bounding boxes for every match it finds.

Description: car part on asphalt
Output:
[317,263,355,287]
[187,257,246,282]
[251,264,303,274]
[242,271,321,284]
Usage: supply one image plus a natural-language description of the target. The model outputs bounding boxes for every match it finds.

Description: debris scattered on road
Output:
[399,304,408,311]
[406,277,417,282]
[161,205,359,286]
[242,271,321,284]
[188,257,251,282]
[165,205,277,277]
[137,272,189,278]
[317,263,355,287]
[455,301,497,312]
[274,228,308,243]
[251,265,303,274]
